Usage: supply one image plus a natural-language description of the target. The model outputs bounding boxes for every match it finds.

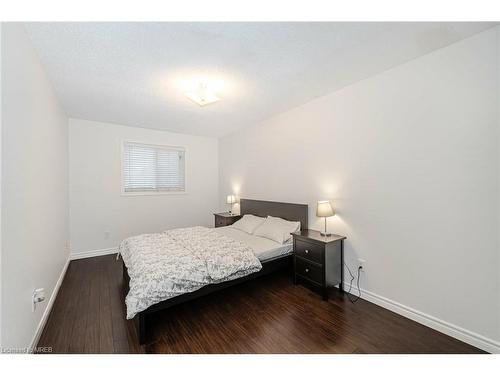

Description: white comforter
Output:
[119,226,262,319]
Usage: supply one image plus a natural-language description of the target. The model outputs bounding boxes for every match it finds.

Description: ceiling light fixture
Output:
[185,82,221,106]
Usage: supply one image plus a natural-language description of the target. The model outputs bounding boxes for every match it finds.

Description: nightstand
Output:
[213,212,242,228]
[292,229,346,301]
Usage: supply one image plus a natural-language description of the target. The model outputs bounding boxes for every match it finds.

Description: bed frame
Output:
[122,198,308,345]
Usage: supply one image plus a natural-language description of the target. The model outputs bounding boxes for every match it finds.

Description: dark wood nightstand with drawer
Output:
[213,212,242,227]
[292,229,346,301]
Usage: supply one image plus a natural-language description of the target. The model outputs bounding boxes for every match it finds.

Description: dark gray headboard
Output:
[240,199,308,230]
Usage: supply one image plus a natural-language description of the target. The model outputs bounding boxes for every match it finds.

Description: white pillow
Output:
[253,216,301,244]
[231,214,265,234]
[267,216,301,232]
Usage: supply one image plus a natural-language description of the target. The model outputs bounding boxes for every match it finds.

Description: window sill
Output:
[121,191,188,197]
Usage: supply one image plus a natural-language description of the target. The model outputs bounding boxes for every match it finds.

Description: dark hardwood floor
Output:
[37,254,485,354]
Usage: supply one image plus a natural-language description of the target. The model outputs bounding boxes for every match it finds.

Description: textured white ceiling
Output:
[25,22,495,137]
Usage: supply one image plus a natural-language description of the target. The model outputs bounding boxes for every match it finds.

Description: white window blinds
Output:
[123,142,185,193]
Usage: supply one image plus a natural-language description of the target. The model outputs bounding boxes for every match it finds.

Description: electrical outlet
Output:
[358,258,366,271]
[33,288,46,312]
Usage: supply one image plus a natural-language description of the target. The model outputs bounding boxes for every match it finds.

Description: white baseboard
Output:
[70,247,118,260]
[29,256,70,352]
[340,281,500,354]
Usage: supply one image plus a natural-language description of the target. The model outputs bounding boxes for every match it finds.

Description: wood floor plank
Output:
[84,257,101,353]
[67,259,91,353]
[108,256,129,343]
[49,261,81,353]
[98,257,114,353]
[37,254,486,354]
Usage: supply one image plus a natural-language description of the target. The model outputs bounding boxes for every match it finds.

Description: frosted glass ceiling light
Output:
[185,83,220,106]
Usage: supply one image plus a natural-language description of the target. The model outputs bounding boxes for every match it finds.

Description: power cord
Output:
[344,262,362,303]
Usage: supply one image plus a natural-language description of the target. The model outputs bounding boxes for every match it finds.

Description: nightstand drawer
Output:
[295,257,323,285]
[214,213,241,228]
[294,239,323,264]
[215,217,226,227]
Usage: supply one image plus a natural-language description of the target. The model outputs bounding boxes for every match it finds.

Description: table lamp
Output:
[317,200,334,236]
[226,195,236,214]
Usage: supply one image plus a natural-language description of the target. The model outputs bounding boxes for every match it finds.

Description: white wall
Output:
[497,27,500,346]
[497,27,500,349]
[0,22,3,347]
[219,28,500,351]
[69,118,219,255]
[1,23,69,349]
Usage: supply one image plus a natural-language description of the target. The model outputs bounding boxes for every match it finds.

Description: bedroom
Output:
[1,0,499,372]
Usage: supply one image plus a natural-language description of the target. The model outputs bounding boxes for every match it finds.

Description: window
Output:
[122,141,185,194]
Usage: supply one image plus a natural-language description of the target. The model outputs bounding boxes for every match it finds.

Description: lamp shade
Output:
[316,200,334,217]
[226,195,236,204]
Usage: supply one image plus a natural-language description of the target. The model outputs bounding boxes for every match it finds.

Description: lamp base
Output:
[320,217,331,236]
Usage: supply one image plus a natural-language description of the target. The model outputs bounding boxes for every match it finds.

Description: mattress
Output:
[214,226,293,261]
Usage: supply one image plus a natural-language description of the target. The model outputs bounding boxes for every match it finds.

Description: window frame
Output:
[120,140,188,196]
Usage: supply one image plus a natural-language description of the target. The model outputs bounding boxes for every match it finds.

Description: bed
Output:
[121,198,308,345]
